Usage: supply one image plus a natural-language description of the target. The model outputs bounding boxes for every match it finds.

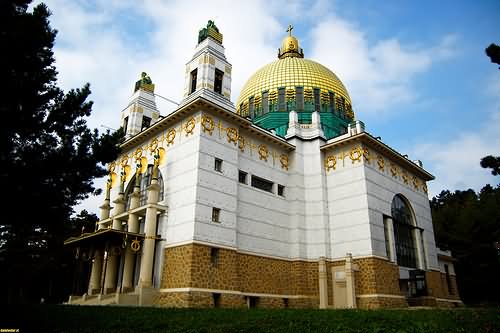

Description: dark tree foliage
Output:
[485,43,500,69]
[431,183,500,305]
[0,0,122,303]
[480,155,500,176]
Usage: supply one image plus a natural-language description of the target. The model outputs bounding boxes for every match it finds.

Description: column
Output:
[88,249,103,295]
[345,253,357,308]
[386,217,397,263]
[414,229,426,270]
[98,186,112,230]
[138,175,160,288]
[112,192,126,230]
[318,256,328,309]
[103,246,120,294]
[122,184,141,292]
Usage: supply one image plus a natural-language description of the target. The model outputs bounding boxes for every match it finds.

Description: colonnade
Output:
[87,167,162,296]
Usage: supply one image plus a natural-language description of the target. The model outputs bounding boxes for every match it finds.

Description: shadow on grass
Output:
[0,305,498,333]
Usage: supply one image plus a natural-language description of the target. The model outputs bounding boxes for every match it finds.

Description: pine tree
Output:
[0,0,122,303]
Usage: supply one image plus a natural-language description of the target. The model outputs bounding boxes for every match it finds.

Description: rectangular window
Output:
[214,158,222,172]
[296,87,304,111]
[214,69,223,94]
[249,96,255,119]
[329,91,336,114]
[262,91,269,114]
[314,88,321,112]
[278,87,286,111]
[277,184,285,197]
[212,207,221,223]
[238,170,247,184]
[123,116,128,134]
[141,115,151,131]
[190,69,198,94]
[210,247,219,265]
[251,175,273,193]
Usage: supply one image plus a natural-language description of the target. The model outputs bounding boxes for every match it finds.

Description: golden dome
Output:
[237,57,352,111]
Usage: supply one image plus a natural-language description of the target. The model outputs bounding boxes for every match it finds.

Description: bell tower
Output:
[181,20,232,105]
[121,72,160,140]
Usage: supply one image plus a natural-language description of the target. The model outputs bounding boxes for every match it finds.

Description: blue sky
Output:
[35,0,499,214]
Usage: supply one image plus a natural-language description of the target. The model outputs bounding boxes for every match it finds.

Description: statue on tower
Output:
[134,72,155,93]
[198,20,223,44]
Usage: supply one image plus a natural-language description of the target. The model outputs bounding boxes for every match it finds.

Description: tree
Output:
[431,179,500,304]
[485,43,500,69]
[481,155,500,176]
[0,0,122,303]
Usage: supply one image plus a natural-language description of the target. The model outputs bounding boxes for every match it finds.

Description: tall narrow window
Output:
[278,87,286,111]
[313,88,321,112]
[249,96,255,119]
[212,207,221,223]
[190,69,198,94]
[123,116,128,134]
[262,91,269,114]
[238,170,247,184]
[392,195,418,268]
[214,69,223,94]
[141,116,151,131]
[296,87,304,111]
[329,91,336,114]
[214,158,223,172]
[277,184,285,197]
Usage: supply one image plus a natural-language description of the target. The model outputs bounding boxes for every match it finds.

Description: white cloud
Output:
[413,107,500,197]
[309,18,457,115]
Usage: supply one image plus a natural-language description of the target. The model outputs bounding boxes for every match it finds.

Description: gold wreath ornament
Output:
[185,117,196,136]
[280,154,289,170]
[166,129,176,145]
[201,115,214,135]
[226,127,238,145]
[390,164,398,177]
[120,155,129,167]
[350,147,362,163]
[377,155,385,171]
[258,144,269,161]
[133,147,143,161]
[325,156,337,171]
[238,135,245,152]
[148,138,159,153]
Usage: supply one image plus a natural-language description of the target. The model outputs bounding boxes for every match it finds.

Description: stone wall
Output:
[161,244,319,296]
[352,257,402,295]
[158,243,460,309]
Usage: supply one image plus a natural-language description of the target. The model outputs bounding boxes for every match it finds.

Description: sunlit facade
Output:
[65,21,462,309]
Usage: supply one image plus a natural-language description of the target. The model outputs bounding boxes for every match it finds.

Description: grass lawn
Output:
[0,305,498,333]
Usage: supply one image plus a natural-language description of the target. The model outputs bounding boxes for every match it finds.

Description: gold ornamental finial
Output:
[278,24,303,59]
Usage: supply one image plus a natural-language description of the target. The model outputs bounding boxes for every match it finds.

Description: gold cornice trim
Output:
[321,132,434,181]
[120,96,295,151]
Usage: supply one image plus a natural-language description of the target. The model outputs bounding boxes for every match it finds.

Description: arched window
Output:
[124,165,164,210]
[391,194,418,268]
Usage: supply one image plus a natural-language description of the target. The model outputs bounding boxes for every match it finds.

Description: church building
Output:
[65,21,462,308]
